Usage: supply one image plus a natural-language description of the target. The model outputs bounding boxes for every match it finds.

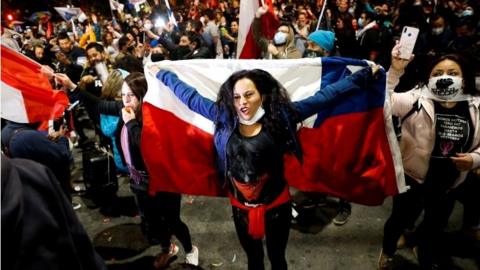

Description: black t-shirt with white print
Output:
[431,101,473,159]
[425,101,473,189]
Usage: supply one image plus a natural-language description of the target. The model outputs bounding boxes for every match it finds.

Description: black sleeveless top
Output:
[226,127,287,204]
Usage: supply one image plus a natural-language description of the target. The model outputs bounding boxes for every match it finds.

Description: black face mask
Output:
[171,46,192,60]
[150,53,165,62]
[176,46,191,56]
[178,45,190,50]
[304,49,324,58]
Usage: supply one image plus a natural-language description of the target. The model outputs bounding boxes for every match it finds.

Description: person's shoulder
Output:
[71,46,86,55]
[7,157,51,176]
[10,129,47,146]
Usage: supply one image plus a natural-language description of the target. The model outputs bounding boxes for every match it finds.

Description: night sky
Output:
[2,0,112,22]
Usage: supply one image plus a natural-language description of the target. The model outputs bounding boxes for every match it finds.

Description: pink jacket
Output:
[388,69,480,188]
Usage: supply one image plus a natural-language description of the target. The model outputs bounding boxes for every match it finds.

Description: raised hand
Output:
[256,5,268,18]
[148,64,161,77]
[48,124,67,141]
[122,107,136,123]
[371,64,382,75]
[54,73,77,90]
[390,41,414,73]
[41,65,55,79]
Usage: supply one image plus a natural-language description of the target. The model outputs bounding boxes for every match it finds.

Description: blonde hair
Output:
[101,70,124,99]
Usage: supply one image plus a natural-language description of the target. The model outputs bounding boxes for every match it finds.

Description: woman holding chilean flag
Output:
[151,64,380,270]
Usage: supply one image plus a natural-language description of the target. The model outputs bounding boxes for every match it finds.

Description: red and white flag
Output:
[1,45,69,123]
[143,58,406,205]
[237,0,279,59]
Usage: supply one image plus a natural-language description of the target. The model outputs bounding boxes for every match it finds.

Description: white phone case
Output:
[398,26,419,60]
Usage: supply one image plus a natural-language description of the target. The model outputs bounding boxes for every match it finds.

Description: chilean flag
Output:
[54,7,84,21]
[237,0,279,59]
[1,45,69,123]
[142,58,407,206]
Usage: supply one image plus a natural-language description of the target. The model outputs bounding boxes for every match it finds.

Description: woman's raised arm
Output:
[150,66,218,121]
[294,66,380,121]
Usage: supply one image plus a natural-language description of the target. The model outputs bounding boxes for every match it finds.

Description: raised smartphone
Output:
[398,26,419,60]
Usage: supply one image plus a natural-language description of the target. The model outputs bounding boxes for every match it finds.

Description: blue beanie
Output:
[308,30,335,52]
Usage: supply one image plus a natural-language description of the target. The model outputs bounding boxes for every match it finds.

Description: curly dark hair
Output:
[215,69,298,147]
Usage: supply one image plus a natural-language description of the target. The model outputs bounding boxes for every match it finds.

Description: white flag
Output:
[129,0,146,4]
[109,0,125,11]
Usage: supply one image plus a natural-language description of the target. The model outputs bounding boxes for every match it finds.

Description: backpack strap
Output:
[394,99,422,141]
[401,99,422,124]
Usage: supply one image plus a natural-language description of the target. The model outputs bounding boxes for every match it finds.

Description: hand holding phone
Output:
[398,26,419,60]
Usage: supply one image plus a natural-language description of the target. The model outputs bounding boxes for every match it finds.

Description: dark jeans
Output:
[232,202,291,270]
[415,159,459,268]
[131,179,192,253]
[453,172,480,229]
[382,175,425,256]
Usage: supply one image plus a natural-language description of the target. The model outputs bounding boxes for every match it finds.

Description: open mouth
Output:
[240,107,249,114]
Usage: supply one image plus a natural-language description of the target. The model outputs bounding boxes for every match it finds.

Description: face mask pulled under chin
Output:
[305,49,324,58]
[423,75,469,101]
[238,106,265,125]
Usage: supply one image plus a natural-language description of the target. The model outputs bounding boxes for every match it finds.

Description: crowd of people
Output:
[1,0,479,269]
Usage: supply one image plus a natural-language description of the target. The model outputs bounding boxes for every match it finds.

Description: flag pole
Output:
[164,0,178,27]
[316,0,327,30]
[164,0,172,23]
[108,0,116,21]
[71,18,78,40]
[110,6,115,21]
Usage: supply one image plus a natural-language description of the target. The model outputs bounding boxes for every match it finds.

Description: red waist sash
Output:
[228,186,290,239]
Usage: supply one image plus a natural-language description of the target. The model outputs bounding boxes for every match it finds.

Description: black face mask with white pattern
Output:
[428,75,463,100]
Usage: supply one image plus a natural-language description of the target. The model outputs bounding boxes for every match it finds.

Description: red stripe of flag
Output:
[239,0,279,59]
[285,109,398,205]
[1,45,68,123]
[142,102,225,197]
